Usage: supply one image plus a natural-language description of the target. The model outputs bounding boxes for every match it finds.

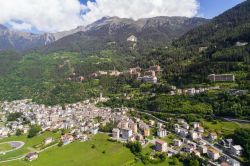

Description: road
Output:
[133,110,242,165]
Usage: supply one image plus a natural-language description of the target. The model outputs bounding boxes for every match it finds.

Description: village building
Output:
[173,139,182,147]
[44,137,54,145]
[26,152,38,161]
[231,145,243,156]
[127,35,137,42]
[149,65,161,73]
[208,132,218,142]
[112,128,120,139]
[155,139,168,152]
[61,134,74,145]
[198,145,208,154]
[121,128,132,140]
[208,74,235,82]
[157,128,167,138]
[207,148,220,160]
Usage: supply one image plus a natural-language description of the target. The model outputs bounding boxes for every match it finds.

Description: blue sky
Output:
[198,0,245,18]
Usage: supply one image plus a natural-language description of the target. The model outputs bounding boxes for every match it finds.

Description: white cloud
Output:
[0,0,199,32]
[82,0,199,25]
[0,0,85,32]
[8,21,33,31]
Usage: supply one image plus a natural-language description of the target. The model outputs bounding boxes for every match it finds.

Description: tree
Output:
[28,125,41,138]
[7,112,23,121]
[126,142,142,154]
[189,159,199,166]
[16,129,22,136]
[173,157,180,166]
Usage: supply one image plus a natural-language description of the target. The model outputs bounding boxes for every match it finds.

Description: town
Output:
[0,97,244,166]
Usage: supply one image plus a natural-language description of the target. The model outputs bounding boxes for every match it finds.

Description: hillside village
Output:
[0,98,245,166]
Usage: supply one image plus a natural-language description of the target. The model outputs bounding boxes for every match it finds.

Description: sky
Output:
[0,0,245,33]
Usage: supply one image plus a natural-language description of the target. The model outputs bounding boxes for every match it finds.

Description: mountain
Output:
[175,0,250,49]
[138,0,250,85]
[0,25,86,51]
[42,16,208,53]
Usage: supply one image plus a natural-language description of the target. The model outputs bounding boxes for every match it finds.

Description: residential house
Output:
[198,145,208,154]
[155,139,168,152]
[207,148,220,160]
[157,128,167,138]
[44,137,54,145]
[231,145,243,156]
[121,128,132,140]
[209,132,218,142]
[173,139,182,147]
[112,128,120,139]
[26,152,38,161]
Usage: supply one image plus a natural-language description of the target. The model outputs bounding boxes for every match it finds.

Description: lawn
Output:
[202,120,250,136]
[0,143,13,152]
[1,134,135,166]
[0,131,60,161]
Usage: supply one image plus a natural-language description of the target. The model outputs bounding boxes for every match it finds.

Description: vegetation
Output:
[233,128,250,163]
[28,125,42,138]
[1,134,134,166]
[7,112,23,122]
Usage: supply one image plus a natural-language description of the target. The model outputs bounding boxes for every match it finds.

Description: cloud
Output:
[8,21,33,31]
[0,0,199,32]
[82,0,200,25]
[0,0,85,32]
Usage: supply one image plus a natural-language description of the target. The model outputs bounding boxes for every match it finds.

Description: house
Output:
[182,123,190,130]
[186,88,196,95]
[157,128,167,138]
[231,145,243,156]
[190,130,200,140]
[197,127,204,133]
[177,119,186,124]
[149,65,161,72]
[129,122,137,134]
[143,127,150,137]
[121,128,132,140]
[173,139,182,147]
[79,135,88,142]
[137,76,157,84]
[61,134,74,145]
[26,152,38,161]
[207,148,220,160]
[193,122,200,129]
[112,128,120,139]
[149,120,155,126]
[198,145,208,154]
[127,35,137,42]
[208,74,235,82]
[179,129,188,137]
[155,139,168,152]
[44,137,54,145]
[91,127,99,135]
[209,132,218,142]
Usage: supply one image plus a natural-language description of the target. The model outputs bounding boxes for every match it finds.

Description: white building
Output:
[173,139,182,147]
[121,128,132,140]
[207,148,220,160]
[112,128,120,139]
[231,145,243,156]
[155,139,168,152]
[157,128,167,138]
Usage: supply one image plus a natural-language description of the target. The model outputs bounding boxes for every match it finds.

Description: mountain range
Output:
[0,16,208,52]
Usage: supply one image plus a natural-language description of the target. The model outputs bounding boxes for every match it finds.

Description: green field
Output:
[0,143,13,152]
[0,131,60,161]
[1,134,135,166]
[202,120,250,136]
